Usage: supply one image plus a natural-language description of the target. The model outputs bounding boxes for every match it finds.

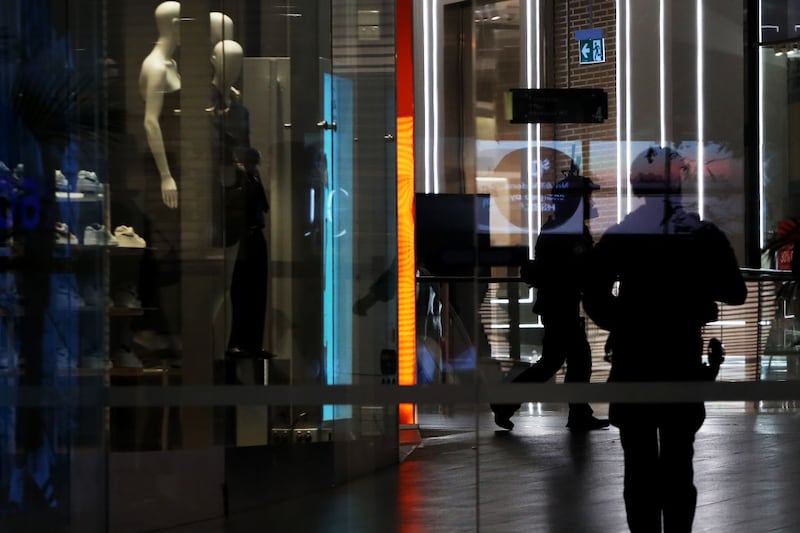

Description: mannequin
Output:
[130,1,183,364]
[208,39,249,357]
[139,1,181,209]
[206,40,269,358]
[210,11,234,47]
[210,39,244,116]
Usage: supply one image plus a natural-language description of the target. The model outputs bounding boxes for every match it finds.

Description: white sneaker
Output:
[54,222,78,245]
[112,346,143,369]
[54,170,70,191]
[114,225,146,248]
[76,170,103,193]
[83,223,118,246]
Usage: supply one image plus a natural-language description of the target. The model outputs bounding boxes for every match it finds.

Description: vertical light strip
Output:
[535,0,542,242]
[696,0,705,218]
[432,1,440,193]
[396,0,417,426]
[423,0,431,193]
[758,3,765,249]
[616,0,623,222]
[526,0,535,258]
[659,0,666,147]
[625,0,632,214]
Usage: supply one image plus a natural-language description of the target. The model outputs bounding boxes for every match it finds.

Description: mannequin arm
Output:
[142,64,179,208]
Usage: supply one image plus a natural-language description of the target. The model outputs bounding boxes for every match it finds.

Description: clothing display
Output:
[209,85,251,248]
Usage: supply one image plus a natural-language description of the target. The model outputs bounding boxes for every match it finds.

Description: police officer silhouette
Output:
[491,164,609,431]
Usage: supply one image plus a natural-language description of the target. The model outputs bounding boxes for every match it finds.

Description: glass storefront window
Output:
[1,1,399,529]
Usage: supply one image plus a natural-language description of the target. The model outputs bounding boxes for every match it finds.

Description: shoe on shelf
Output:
[80,353,108,370]
[113,225,146,248]
[76,170,103,193]
[132,329,170,351]
[54,222,78,245]
[566,415,610,432]
[112,346,143,369]
[113,284,141,308]
[490,403,518,431]
[83,223,118,246]
[54,170,70,191]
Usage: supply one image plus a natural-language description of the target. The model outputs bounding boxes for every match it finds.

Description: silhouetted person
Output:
[491,167,609,431]
[353,257,397,316]
[583,146,746,532]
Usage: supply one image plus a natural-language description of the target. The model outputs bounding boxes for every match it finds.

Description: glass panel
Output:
[1,0,108,529]
[761,39,800,267]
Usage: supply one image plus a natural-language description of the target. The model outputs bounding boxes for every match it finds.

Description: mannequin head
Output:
[155,1,181,43]
[210,12,234,47]
[211,40,244,88]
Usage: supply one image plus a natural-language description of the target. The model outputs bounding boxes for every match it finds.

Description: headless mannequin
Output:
[139,1,181,209]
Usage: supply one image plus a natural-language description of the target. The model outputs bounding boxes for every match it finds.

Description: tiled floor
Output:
[162,403,800,532]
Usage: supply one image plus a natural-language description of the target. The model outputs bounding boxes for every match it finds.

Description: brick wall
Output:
[552,0,618,234]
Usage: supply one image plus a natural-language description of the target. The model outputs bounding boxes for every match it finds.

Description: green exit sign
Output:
[579,38,605,64]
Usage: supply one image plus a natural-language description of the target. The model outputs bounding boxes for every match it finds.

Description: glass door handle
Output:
[316,120,337,131]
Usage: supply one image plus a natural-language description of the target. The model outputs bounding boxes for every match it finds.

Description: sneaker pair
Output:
[77,170,103,193]
[114,225,146,248]
[83,223,118,246]
[54,222,78,245]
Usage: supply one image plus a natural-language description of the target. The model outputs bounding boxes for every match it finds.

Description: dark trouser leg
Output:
[563,321,593,419]
[620,424,662,533]
[491,320,568,419]
[229,230,267,354]
[659,405,703,533]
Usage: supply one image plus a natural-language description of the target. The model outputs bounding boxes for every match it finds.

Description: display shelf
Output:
[109,306,150,317]
[109,245,152,255]
[56,192,105,203]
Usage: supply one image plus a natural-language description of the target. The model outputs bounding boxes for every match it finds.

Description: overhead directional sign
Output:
[575,28,605,65]
[508,88,608,124]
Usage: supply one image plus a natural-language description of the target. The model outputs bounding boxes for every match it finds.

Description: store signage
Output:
[508,88,608,124]
[575,28,604,64]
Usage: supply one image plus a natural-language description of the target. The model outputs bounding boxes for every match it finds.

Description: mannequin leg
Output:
[212,242,239,358]
[229,229,267,355]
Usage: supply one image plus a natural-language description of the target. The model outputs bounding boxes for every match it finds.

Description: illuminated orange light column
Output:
[396,0,416,425]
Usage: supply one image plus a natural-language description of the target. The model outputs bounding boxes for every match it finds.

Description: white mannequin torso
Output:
[140,1,181,209]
